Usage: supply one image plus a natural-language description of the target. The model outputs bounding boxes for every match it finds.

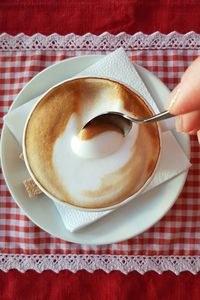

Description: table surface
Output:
[1,1,200,299]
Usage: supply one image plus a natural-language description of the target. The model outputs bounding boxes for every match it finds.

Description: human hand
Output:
[167,57,200,142]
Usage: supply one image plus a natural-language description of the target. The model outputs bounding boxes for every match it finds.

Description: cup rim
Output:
[22,76,162,212]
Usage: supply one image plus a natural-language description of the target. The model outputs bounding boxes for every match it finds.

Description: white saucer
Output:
[0,55,190,245]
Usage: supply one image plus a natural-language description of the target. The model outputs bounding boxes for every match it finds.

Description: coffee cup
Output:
[23,77,161,211]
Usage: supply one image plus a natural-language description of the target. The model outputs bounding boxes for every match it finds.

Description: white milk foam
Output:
[53,115,139,207]
[71,131,124,159]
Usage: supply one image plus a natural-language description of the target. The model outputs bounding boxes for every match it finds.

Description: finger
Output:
[167,57,200,115]
[175,110,200,133]
[189,130,200,145]
[188,129,199,135]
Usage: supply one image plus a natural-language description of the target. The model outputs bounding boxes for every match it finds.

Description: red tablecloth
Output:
[0,270,200,300]
[1,0,200,35]
[1,1,200,299]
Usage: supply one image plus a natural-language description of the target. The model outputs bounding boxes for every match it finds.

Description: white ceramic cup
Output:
[22,76,162,212]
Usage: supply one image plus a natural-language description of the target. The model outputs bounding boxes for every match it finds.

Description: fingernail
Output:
[167,87,181,112]
[197,130,200,144]
[175,115,183,132]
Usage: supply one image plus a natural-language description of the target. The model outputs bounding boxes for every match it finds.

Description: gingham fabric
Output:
[0,41,200,258]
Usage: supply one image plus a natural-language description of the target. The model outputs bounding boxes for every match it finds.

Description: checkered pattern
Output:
[0,49,200,255]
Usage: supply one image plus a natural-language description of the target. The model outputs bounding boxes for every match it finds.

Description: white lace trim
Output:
[0,254,200,274]
[0,32,200,51]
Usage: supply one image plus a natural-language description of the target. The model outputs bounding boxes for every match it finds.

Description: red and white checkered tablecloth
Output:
[0,33,200,273]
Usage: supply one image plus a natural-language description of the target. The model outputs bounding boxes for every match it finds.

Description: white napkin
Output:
[4,48,191,232]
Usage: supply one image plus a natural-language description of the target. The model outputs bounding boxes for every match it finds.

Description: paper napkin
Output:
[4,48,191,232]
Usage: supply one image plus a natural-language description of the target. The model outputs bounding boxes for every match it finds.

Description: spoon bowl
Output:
[83,110,174,136]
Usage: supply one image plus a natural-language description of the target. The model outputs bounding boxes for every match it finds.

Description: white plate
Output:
[0,55,190,245]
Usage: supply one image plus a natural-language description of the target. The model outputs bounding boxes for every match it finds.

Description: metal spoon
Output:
[83,110,174,136]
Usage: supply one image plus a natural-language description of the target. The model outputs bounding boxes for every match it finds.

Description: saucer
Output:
[0,55,190,245]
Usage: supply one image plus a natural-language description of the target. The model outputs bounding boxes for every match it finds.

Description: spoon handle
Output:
[141,110,174,124]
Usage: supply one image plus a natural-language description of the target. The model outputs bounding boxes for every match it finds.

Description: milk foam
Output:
[52,115,139,207]
[71,131,124,159]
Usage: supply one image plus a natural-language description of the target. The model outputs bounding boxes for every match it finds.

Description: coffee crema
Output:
[24,78,160,209]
